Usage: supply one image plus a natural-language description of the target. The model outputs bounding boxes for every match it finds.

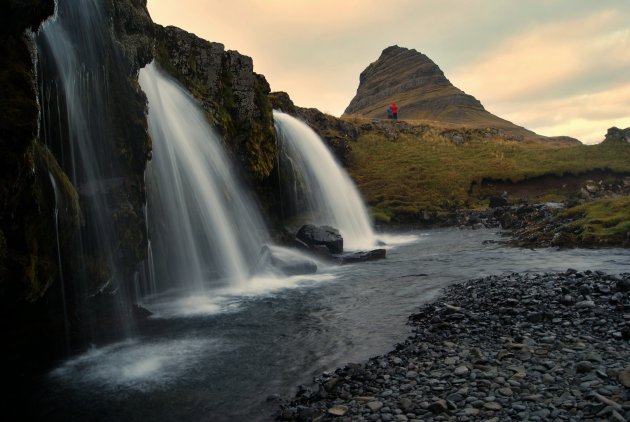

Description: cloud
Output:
[449,10,630,102]
[147,1,630,143]
[502,82,630,143]
[447,8,630,143]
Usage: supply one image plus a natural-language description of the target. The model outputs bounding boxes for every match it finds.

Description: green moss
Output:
[561,197,630,244]
[371,208,393,223]
[244,80,276,179]
[31,142,82,232]
[7,140,83,301]
[154,42,180,84]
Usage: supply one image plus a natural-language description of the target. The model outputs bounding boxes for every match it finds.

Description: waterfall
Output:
[49,172,71,353]
[139,62,269,292]
[37,0,138,338]
[274,111,377,250]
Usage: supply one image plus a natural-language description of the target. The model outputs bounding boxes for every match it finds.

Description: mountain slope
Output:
[343,45,575,143]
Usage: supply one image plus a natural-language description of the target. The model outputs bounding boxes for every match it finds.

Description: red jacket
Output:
[391,103,398,114]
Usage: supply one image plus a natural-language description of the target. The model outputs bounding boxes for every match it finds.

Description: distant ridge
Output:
[343,45,578,143]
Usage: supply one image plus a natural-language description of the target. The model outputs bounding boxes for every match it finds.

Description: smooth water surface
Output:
[32,229,630,421]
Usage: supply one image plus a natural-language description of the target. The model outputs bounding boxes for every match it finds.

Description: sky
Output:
[147,0,630,144]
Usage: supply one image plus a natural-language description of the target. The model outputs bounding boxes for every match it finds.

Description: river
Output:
[30,228,630,421]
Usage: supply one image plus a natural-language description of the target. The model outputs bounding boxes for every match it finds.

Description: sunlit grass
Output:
[348,128,630,218]
[561,197,630,242]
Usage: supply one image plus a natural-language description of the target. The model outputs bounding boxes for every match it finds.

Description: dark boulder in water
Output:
[296,224,343,254]
[338,249,386,264]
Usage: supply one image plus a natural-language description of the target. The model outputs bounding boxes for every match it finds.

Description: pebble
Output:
[277,271,630,421]
[367,401,383,412]
[454,366,469,376]
[327,405,348,416]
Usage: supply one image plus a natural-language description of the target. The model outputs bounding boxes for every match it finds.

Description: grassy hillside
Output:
[346,124,630,222]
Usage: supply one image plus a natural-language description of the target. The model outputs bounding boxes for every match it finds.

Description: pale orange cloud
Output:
[502,82,630,143]
[450,10,629,102]
[449,10,630,142]
[147,1,630,144]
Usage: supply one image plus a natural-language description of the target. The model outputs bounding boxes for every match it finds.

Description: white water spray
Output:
[274,111,377,250]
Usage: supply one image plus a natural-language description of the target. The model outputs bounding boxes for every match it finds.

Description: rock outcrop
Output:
[343,45,578,143]
[602,127,630,145]
[155,25,276,182]
[0,0,56,298]
[1,0,155,384]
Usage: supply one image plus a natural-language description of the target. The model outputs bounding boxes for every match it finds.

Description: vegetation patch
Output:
[347,124,630,221]
[561,197,630,245]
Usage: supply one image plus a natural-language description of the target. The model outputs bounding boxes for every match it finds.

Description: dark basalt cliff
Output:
[0,0,279,352]
[0,0,55,297]
[0,0,158,381]
[155,25,276,182]
[344,45,578,143]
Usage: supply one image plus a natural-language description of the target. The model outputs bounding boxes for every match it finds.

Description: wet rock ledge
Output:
[278,270,630,421]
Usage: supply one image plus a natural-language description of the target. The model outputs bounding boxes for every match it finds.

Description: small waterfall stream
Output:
[274,111,377,250]
[48,172,71,353]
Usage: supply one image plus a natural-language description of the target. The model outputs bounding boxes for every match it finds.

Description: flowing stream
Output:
[29,228,630,421]
[274,111,377,250]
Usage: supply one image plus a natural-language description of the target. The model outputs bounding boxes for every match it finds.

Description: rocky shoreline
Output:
[277,270,630,421]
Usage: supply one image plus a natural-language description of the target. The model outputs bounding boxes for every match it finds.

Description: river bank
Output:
[277,269,630,421]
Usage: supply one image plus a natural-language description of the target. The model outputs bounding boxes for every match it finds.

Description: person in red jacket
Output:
[391,102,398,120]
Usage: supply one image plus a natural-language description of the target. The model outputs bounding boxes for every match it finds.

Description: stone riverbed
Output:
[277,269,630,421]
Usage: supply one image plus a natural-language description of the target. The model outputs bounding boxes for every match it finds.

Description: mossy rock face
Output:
[0,139,82,301]
[269,91,359,166]
[20,142,82,300]
[154,25,277,182]
[507,197,630,248]
[34,0,153,293]
[0,0,56,298]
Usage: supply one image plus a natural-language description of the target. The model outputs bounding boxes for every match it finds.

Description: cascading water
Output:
[274,111,377,250]
[139,62,269,294]
[48,172,71,352]
[37,0,137,338]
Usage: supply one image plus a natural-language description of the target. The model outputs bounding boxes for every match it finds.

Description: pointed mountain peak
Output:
[345,45,484,120]
[343,45,569,142]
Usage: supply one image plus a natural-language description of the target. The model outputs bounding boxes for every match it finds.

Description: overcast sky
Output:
[147,0,630,144]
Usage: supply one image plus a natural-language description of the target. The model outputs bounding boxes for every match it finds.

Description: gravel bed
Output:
[277,269,630,421]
